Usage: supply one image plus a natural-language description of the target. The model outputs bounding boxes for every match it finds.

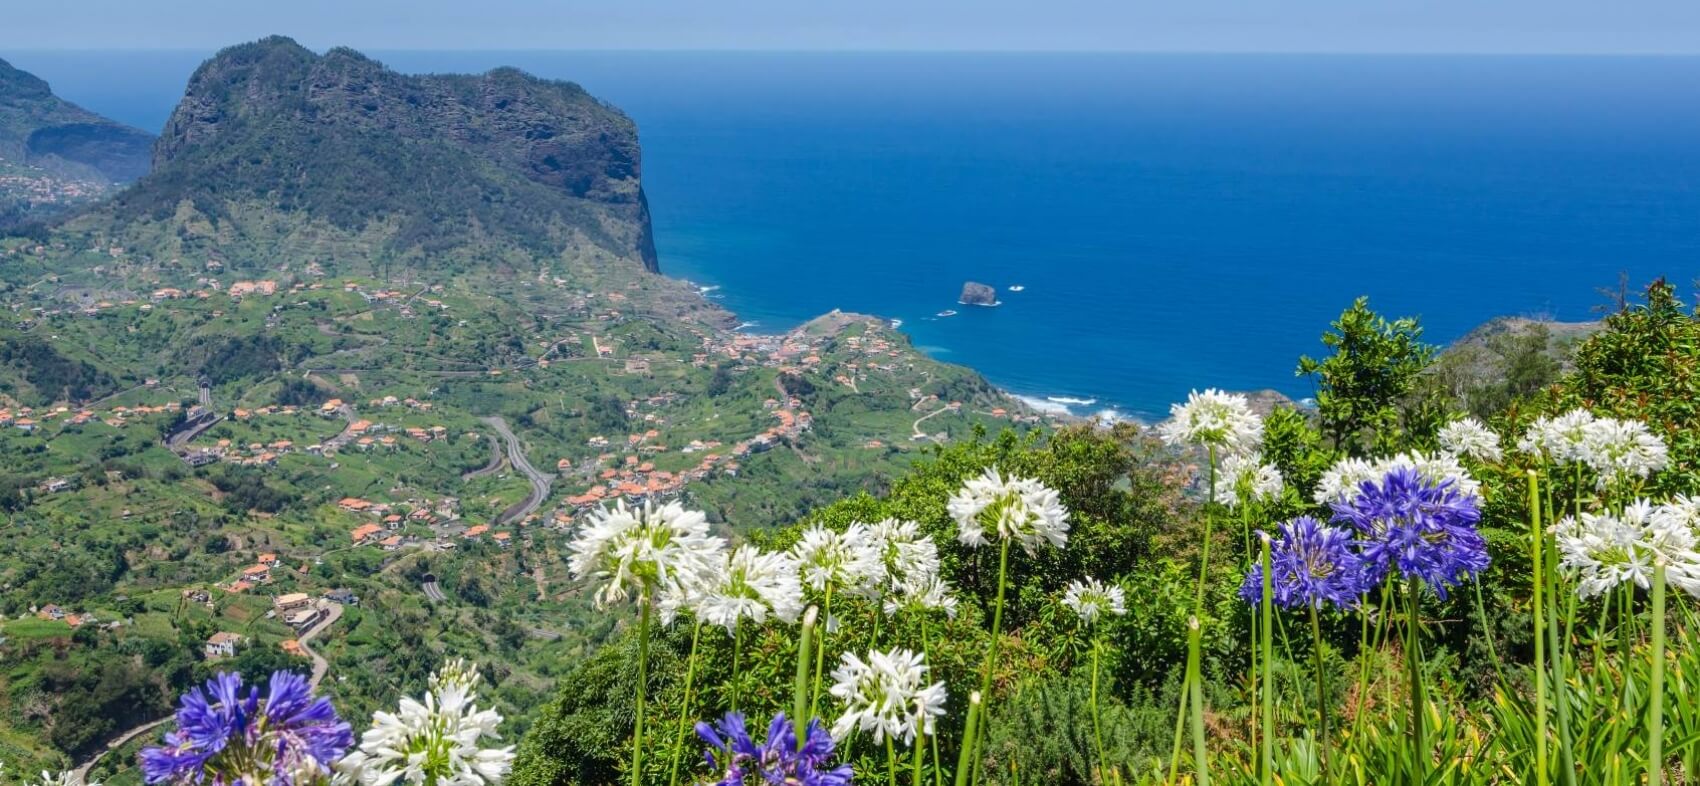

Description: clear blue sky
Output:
[4,0,1699,54]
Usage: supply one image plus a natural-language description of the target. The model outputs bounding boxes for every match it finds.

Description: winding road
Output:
[481,416,552,526]
[70,603,343,782]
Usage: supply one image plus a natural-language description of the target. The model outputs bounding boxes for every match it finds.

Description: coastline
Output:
[685,278,1148,427]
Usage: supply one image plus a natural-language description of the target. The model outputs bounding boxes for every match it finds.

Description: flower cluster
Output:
[1518,408,1669,488]
[828,648,948,745]
[1555,499,1700,598]
[335,660,514,786]
[1239,517,1369,610]
[1331,465,1489,598]
[791,522,884,598]
[696,712,851,786]
[567,500,726,608]
[1157,388,1264,455]
[695,545,805,632]
[1438,417,1503,462]
[1580,416,1669,489]
[1062,577,1127,626]
[1313,451,1479,505]
[141,671,352,786]
[1213,452,1285,509]
[947,468,1071,555]
[868,518,942,595]
[1518,408,1597,464]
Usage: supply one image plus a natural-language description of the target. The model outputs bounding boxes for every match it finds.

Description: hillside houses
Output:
[205,631,246,659]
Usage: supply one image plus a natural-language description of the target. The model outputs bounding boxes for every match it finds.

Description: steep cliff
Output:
[85,37,658,275]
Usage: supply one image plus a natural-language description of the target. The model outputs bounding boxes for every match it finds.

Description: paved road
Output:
[481,416,552,526]
[71,603,343,782]
[422,581,447,602]
[460,435,506,480]
[911,405,954,440]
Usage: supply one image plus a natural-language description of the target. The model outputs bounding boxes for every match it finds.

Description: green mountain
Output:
[0,55,154,226]
[69,36,657,280]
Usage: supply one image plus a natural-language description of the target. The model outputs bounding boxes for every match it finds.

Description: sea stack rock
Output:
[959,281,999,306]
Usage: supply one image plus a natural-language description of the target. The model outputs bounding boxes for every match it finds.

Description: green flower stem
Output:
[956,540,1012,786]
[1090,638,1107,782]
[731,620,744,711]
[1164,668,1187,786]
[1193,446,1218,608]
[1242,499,1257,761]
[1649,562,1668,786]
[888,736,900,786]
[921,617,943,786]
[954,692,982,786]
[1472,580,1506,686]
[1309,603,1328,784]
[1405,580,1427,780]
[913,729,926,786]
[1554,585,1577,786]
[1529,471,1550,786]
[667,619,705,786]
[811,584,835,719]
[1187,616,1210,786]
[1259,536,1274,786]
[794,607,818,747]
[633,594,652,786]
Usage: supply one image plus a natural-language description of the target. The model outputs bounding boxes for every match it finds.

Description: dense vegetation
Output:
[507,280,1700,786]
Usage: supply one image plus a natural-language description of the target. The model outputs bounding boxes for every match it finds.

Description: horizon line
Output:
[8,45,1700,57]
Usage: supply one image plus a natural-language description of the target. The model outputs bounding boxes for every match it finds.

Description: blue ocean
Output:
[10,51,1700,419]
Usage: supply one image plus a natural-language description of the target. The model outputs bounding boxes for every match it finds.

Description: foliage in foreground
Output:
[509,280,1700,786]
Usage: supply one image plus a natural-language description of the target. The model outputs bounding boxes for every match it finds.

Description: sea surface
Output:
[10,50,1700,420]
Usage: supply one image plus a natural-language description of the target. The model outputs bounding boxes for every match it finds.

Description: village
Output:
[0,265,1048,666]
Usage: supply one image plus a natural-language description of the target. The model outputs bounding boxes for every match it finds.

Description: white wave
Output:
[1012,395,1073,416]
[734,321,760,331]
[699,285,722,294]
[1046,396,1097,406]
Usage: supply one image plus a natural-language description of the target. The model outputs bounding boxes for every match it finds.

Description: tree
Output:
[1297,297,1438,454]
[1555,279,1700,494]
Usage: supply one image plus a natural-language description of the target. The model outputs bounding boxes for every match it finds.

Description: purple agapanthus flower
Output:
[1240,516,1370,610]
[141,671,352,786]
[1329,465,1489,599]
[697,711,852,786]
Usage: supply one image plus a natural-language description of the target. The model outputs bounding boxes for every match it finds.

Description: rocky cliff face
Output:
[103,37,658,273]
[0,56,154,183]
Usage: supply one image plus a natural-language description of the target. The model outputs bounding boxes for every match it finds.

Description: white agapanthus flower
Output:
[1313,456,1379,505]
[1438,417,1503,462]
[1213,452,1285,508]
[567,500,726,608]
[1156,388,1264,455]
[1517,408,1596,464]
[696,545,805,632]
[33,772,95,786]
[1580,417,1670,489]
[1555,500,1700,599]
[869,518,942,593]
[1062,577,1127,626]
[1318,451,1481,505]
[1382,451,1482,499]
[828,648,949,746]
[947,468,1070,555]
[791,522,885,598]
[882,573,960,619]
[336,659,515,786]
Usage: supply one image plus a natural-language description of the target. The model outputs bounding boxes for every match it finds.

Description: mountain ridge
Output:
[68,36,658,279]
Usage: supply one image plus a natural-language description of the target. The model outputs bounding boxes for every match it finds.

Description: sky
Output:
[3,0,1699,54]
